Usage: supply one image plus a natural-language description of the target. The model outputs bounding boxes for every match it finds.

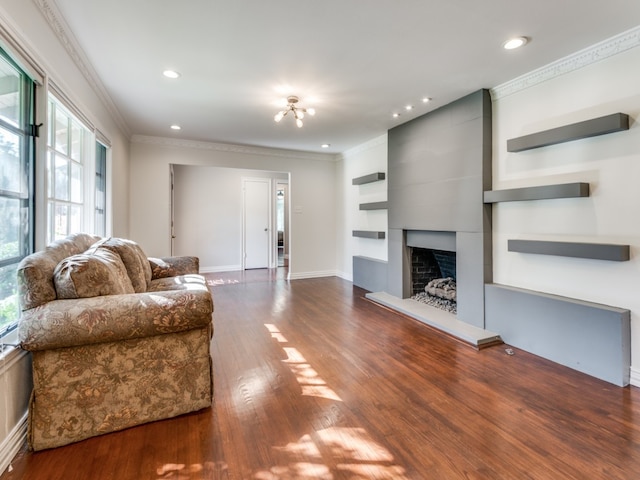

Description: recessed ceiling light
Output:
[503,37,529,50]
[392,113,400,118]
[163,70,181,79]
[321,144,330,148]
[405,105,413,111]
[170,124,181,130]
[422,97,431,103]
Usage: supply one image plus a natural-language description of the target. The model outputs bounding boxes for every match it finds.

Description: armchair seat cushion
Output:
[19,287,213,351]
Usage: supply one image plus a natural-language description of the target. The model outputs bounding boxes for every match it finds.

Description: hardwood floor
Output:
[3,270,640,479]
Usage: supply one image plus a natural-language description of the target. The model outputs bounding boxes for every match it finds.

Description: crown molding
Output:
[0,6,46,81]
[131,135,339,162]
[339,133,388,160]
[34,0,131,137]
[491,25,640,100]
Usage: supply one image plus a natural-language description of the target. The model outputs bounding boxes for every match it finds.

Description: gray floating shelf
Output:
[359,201,388,210]
[484,182,590,203]
[352,172,385,185]
[507,113,629,152]
[353,230,386,239]
[508,239,630,262]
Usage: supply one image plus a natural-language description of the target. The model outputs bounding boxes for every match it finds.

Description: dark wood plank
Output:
[3,271,640,479]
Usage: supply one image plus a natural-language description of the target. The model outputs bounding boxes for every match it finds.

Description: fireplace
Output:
[410,246,457,314]
[374,90,493,341]
[411,247,456,294]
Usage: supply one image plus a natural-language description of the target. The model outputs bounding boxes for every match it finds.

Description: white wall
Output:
[0,0,131,242]
[492,44,640,384]
[173,165,287,271]
[130,137,337,279]
[0,0,131,473]
[335,135,388,280]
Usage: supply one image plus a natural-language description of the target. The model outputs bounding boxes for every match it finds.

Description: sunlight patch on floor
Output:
[253,427,409,480]
[205,277,240,286]
[156,461,228,479]
[257,325,409,479]
[266,324,342,402]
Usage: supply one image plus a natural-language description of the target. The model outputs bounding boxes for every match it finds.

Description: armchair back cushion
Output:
[94,237,152,292]
[17,233,101,310]
[53,247,135,299]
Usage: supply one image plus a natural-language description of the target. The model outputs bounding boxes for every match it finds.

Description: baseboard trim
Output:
[0,412,27,476]
[200,265,242,273]
[630,367,640,388]
[288,270,337,280]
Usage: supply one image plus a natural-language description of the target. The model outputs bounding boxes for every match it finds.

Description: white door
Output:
[243,178,271,269]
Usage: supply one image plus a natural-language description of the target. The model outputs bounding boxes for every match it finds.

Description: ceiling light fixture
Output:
[274,96,315,128]
[321,143,330,148]
[422,97,431,103]
[392,113,400,118]
[170,124,181,130]
[405,105,413,111]
[503,36,529,50]
[163,70,181,79]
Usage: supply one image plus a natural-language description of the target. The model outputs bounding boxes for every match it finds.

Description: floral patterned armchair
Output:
[17,233,214,450]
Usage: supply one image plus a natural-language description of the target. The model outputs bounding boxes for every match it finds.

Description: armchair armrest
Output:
[19,286,213,352]
[149,256,200,279]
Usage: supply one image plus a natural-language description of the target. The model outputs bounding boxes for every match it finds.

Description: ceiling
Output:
[52,0,640,154]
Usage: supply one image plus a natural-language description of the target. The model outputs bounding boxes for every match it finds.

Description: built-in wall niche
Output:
[500,111,631,262]
[485,109,633,386]
[352,171,387,239]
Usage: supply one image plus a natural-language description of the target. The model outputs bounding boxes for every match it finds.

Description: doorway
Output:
[275,182,289,267]
[243,177,271,269]
[172,166,288,273]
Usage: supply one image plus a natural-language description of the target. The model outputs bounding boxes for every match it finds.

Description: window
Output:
[0,48,35,336]
[46,95,92,243]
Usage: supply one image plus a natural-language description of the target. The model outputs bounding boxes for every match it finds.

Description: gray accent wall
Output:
[387,89,492,329]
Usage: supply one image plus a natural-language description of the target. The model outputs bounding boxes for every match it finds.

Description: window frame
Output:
[46,93,97,244]
[0,46,35,338]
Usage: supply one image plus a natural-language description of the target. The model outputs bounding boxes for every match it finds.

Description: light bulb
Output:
[503,36,528,50]
[274,111,284,123]
[296,118,303,128]
[307,108,316,116]
[297,111,304,120]
[163,70,180,79]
